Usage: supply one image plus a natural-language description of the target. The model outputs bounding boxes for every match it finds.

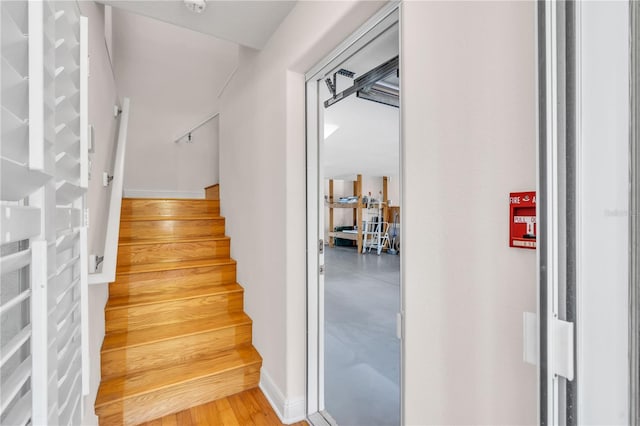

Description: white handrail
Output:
[173,112,218,143]
[88,97,130,285]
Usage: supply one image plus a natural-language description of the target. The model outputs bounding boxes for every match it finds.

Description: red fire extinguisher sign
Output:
[509,191,536,249]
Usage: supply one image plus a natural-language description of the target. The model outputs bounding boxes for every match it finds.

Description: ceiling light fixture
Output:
[184,0,207,14]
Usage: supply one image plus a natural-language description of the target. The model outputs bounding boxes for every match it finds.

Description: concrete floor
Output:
[324,245,401,426]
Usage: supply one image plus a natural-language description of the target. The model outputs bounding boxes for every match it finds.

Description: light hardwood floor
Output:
[138,388,308,426]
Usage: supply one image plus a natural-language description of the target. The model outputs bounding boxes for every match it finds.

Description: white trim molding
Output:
[80,404,98,426]
[259,369,306,424]
[304,3,401,420]
[88,98,130,285]
[123,189,205,199]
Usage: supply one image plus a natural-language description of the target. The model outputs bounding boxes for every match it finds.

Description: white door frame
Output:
[631,3,640,424]
[538,2,575,423]
[305,3,401,423]
[538,1,632,424]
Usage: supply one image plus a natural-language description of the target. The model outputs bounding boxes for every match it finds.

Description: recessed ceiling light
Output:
[184,0,206,14]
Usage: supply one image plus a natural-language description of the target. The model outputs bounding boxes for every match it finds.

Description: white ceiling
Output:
[100,0,399,180]
[323,96,399,180]
[321,24,399,180]
[98,1,297,50]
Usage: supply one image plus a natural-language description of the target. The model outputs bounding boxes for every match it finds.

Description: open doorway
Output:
[306,6,401,426]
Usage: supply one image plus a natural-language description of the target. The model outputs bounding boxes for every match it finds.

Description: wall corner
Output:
[260,369,306,424]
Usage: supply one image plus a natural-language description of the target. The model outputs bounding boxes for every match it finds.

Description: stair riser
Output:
[101,324,252,380]
[110,264,237,298]
[96,363,261,426]
[105,292,244,333]
[117,239,230,266]
[119,218,226,241]
[121,199,220,217]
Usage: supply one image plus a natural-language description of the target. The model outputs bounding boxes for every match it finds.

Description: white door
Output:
[305,75,326,416]
[306,5,401,425]
[538,1,631,424]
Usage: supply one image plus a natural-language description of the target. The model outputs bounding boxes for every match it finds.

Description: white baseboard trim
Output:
[81,395,99,425]
[81,410,99,425]
[123,189,204,199]
[259,369,306,425]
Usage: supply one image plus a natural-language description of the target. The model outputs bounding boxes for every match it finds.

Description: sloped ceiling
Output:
[98,0,296,50]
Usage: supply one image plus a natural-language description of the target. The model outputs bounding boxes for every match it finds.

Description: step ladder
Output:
[362,197,390,255]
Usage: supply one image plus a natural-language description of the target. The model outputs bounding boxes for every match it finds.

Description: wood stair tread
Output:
[95,345,262,408]
[101,312,252,352]
[106,282,243,310]
[116,258,236,275]
[121,198,219,218]
[120,215,223,221]
[118,236,230,246]
[118,236,228,246]
[123,197,215,201]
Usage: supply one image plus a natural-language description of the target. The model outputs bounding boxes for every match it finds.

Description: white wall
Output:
[324,179,353,241]
[83,2,118,269]
[77,2,119,423]
[221,1,537,423]
[401,2,538,424]
[218,1,385,421]
[386,176,400,207]
[578,1,629,423]
[112,9,234,198]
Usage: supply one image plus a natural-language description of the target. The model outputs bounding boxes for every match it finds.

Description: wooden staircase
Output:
[95,195,262,425]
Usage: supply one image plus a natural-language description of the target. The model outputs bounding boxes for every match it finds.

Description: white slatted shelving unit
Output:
[1,2,88,425]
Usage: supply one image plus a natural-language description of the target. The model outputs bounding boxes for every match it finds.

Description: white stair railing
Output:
[88,97,130,285]
[173,111,218,143]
